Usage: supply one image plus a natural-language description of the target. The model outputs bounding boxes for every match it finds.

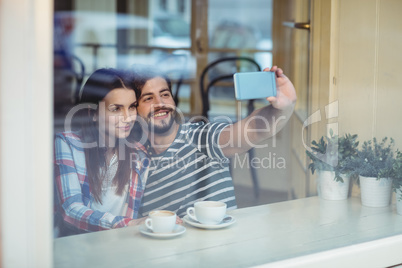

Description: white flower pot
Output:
[359,176,392,207]
[317,170,350,200]
[396,190,402,215]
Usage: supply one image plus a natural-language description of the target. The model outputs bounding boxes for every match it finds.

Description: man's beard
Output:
[147,109,176,134]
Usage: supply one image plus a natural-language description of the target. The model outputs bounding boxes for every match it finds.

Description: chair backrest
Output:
[199,56,261,119]
[70,54,85,104]
[199,56,262,196]
[54,51,85,105]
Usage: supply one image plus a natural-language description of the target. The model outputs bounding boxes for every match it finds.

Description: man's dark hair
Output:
[130,64,172,101]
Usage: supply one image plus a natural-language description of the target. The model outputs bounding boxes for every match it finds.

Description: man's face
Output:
[136,76,176,134]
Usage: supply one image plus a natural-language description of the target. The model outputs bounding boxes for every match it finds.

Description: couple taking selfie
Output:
[54,64,297,237]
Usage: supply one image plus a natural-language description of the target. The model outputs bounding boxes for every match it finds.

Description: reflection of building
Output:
[150,0,190,20]
[52,0,274,121]
[208,0,273,44]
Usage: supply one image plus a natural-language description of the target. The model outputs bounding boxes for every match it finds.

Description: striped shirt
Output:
[139,121,237,217]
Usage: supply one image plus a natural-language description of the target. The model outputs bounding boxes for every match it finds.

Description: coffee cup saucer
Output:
[139,224,186,238]
[183,215,236,229]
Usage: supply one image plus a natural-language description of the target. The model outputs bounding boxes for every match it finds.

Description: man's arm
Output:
[219,66,297,158]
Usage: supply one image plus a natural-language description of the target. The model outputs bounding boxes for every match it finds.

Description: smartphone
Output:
[233,71,276,100]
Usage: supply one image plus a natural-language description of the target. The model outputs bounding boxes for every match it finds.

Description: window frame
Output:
[0,0,53,266]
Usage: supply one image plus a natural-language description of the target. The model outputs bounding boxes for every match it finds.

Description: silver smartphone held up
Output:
[233,71,276,100]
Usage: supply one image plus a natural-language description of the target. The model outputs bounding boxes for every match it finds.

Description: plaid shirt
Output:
[54,132,149,234]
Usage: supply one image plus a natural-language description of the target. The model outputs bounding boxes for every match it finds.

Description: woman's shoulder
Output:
[56,131,82,139]
[55,131,84,147]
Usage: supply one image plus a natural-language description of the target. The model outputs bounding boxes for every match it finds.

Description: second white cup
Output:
[145,210,176,233]
[186,201,227,225]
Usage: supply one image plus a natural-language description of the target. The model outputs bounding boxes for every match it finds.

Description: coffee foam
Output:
[150,210,175,217]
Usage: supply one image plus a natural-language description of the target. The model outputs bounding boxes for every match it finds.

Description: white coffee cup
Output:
[145,210,176,233]
[186,201,227,225]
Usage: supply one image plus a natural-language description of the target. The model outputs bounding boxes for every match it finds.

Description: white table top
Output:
[54,197,402,267]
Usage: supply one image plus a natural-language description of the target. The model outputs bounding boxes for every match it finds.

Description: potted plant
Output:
[392,150,402,215]
[346,137,395,207]
[306,130,359,200]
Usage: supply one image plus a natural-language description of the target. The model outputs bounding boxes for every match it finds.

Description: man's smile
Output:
[150,108,173,120]
[153,111,169,118]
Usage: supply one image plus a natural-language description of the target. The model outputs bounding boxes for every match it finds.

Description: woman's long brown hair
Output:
[78,68,138,204]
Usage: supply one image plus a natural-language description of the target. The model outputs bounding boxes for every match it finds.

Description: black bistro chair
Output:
[54,51,85,110]
[199,56,262,198]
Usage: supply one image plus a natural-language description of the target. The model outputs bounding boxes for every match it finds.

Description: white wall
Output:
[329,0,402,199]
[0,0,53,267]
[336,0,402,148]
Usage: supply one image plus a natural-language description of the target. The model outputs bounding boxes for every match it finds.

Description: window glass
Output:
[209,0,272,50]
[52,0,274,239]
[206,0,273,120]
[49,1,402,266]
[53,0,193,120]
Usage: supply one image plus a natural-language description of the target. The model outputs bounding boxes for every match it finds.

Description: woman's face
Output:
[96,87,137,142]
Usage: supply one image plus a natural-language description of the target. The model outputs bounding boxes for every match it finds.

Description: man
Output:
[132,65,296,217]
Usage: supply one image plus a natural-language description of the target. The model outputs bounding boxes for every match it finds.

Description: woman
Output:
[54,68,149,237]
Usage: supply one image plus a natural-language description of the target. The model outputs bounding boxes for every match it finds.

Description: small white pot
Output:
[359,176,392,207]
[396,189,402,215]
[317,170,350,200]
